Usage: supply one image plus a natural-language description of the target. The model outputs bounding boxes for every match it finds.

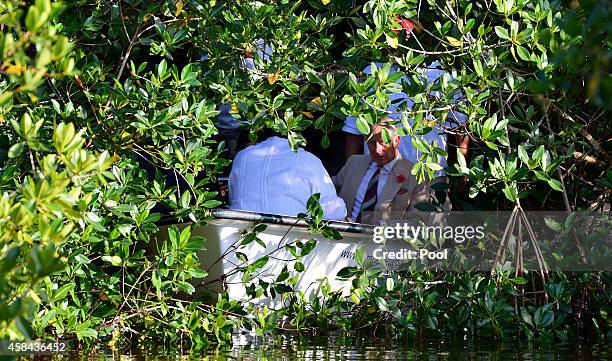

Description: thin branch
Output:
[116,20,145,81]
[541,99,611,166]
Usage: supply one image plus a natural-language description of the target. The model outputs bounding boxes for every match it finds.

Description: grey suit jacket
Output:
[332,154,430,224]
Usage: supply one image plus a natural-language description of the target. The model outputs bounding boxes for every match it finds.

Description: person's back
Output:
[229,136,346,220]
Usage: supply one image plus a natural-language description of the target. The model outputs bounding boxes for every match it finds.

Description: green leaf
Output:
[446,36,463,46]
[495,26,510,40]
[564,212,578,229]
[473,58,484,77]
[426,162,443,171]
[203,200,222,208]
[426,314,438,330]
[483,114,497,131]
[274,284,293,294]
[276,267,289,282]
[240,232,257,246]
[253,223,267,233]
[189,269,208,278]
[251,256,269,270]
[158,59,167,76]
[533,145,545,161]
[336,266,357,279]
[547,179,563,192]
[52,283,75,302]
[457,148,468,170]
[534,170,550,181]
[178,281,196,294]
[516,45,530,61]
[356,115,370,135]
[518,144,530,164]
[385,33,399,48]
[36,47,52,68]
[544,217,563,232]
[484,141,498,150]
[376,297,389,312]
[25,6,41,32]
[75,254,91,264]
[8,142,25,158]
[502,184,517,202]
[541,151,551,171]
[300,239,317,257]
[287,131,306,151]
[102,255,122,266]
[351,291,361,304]
[386,277,394,291]
[411,137,430,153]
[510,277,528,284]
[355,245,366,266]
[180,190,191,208]
[51,99,62,114]
[321,134,330,149]
[77,328,98,339]
[381,127,391,144]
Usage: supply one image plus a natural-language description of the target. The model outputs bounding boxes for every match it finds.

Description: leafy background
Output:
[0,0,610,351]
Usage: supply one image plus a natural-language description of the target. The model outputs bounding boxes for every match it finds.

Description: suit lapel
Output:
[377,155,412,210]
[343,155,372,214]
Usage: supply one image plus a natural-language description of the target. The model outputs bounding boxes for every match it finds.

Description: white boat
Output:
[152,210,612,307]
[154,210,407,306]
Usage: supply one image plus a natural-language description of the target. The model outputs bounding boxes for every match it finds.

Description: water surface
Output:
[85,333,610,360]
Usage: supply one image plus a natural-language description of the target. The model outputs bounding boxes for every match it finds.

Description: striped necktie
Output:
[356,166,382,223]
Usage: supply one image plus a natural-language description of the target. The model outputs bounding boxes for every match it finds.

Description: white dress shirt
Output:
[229,136,347,220]
[350,156,399,220]
[343,62,467,176]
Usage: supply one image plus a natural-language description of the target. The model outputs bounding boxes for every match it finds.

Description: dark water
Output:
[76,334,610,360]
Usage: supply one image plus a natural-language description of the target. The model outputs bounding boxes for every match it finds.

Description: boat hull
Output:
[155,210,405,306]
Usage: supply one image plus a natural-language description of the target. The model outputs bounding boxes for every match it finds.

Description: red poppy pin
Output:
[392,17,416,35]
[396,175,406,183]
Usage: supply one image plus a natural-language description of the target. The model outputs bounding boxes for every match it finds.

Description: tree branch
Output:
[507,125,608,168]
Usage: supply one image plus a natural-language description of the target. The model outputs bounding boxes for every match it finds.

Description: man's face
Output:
[366,126,400,166]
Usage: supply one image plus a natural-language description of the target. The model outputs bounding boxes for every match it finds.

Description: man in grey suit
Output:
[332,120,430,225]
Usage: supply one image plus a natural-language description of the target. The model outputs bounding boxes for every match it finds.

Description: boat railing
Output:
[157,208,376,235]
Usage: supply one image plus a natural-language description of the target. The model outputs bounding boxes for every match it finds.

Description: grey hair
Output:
[368,117,399,139]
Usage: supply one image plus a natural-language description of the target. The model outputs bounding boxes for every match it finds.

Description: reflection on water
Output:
[210,334,607,361]
[64,333,610,361]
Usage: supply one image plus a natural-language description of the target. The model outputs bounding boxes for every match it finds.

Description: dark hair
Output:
[236,125,280,150]
[258,126,279,140]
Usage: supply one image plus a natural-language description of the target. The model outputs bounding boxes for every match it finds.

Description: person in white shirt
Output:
[343,61,470,178]
[228,133,347,220]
